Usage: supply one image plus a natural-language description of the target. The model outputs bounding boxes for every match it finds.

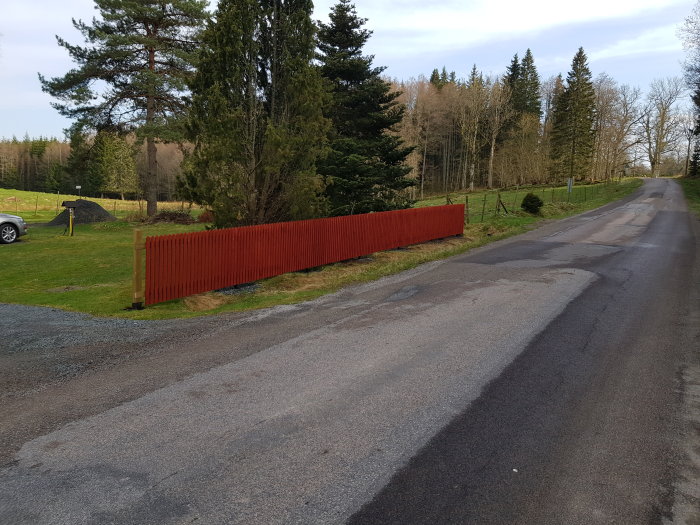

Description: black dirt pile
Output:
[142,211,195,224]
[48,199,116,226]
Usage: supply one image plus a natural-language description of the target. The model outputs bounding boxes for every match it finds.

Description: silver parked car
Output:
[0,213,28,244]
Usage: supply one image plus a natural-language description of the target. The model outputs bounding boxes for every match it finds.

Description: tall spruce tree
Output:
[503,50,541,127]
[317,0,414,215]
[429,68,442,87]
[515,49,542,117]
[504,54,520,90]
[182,0,329,227]
[550,48,596,181]
[39,0,208,216]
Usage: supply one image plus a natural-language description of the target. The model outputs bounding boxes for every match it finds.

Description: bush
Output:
[198,210,214,223]
[521,193,544,215]
[143,210,195,224]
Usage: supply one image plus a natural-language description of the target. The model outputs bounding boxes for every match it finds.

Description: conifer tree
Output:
[182,0,328,227]
[430,68,442,87]
[503,50,541,132]
[317,0,414,215]
[504,54,520,90]
[92,132,139,199]
[550,48,596,181]
[439,67,450,86]
[515,49,542,117]
[39,0,209,216]
[689,139,700,177]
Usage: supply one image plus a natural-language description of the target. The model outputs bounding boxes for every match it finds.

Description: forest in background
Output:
[3,70,689,201]
[0,136,183,200]
[2,0,698,219]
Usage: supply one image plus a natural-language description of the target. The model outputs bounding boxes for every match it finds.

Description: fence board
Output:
[145,205,464,305]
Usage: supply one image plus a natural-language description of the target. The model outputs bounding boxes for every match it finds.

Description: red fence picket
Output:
[145,204,464,305]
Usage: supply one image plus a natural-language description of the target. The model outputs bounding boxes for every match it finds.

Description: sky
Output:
[0,0,696,140]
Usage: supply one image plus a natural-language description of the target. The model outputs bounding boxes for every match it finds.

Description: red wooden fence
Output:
[145,204,464,305]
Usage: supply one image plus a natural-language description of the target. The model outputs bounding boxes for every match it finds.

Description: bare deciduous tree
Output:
[484,79,513,189]
[639,77,685,177]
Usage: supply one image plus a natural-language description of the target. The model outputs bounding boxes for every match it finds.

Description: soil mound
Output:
[48,199,116,226]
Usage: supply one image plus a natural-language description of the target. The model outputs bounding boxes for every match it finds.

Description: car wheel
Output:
[0,223,18,244]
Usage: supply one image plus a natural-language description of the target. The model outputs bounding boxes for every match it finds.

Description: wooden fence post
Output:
[481,193,487,222]
[132,229,145,310]
[465,195,470,224]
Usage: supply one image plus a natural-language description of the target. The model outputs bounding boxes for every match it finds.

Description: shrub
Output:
[521,193,544,214]
[143,210,195,224]
[198,210,214,223]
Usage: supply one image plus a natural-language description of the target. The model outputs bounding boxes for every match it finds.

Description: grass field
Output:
[0,178,642,319]
[678,177,700,218]
[0,188,199,223]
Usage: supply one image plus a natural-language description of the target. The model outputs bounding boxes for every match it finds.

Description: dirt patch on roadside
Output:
[184,294,228,311]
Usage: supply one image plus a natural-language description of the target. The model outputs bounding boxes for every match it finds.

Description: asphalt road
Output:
[1,178,698,524]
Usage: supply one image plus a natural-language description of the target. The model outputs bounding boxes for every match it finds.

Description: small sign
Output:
[76,185,82,190]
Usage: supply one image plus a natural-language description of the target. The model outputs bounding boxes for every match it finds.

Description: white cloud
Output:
[0,0,693,137]
[590,24,683,61]
[315,0,691,56]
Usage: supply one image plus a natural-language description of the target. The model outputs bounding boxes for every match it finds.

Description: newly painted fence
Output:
[145,204,464,305]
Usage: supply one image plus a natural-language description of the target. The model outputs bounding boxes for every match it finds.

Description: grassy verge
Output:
[679,178,700,218]
[0,178,641,320]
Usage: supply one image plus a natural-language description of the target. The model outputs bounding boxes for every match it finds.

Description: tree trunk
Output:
[145,43,158,217]
[145,135,158,216]
[488,136,496,189]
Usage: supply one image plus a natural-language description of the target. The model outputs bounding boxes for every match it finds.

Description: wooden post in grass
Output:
[132,229,145,310]
[500,195,509,214]
[465,195,470,224]
[481,193,487,222]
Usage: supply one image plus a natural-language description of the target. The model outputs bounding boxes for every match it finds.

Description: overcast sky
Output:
[0,0,695,139]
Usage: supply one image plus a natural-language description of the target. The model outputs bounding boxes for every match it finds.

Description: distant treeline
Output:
[0,135,184,200]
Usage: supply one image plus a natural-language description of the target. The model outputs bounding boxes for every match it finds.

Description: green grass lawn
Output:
[678,177,700,218]
[1,178,641,319]
[0,221,207,317]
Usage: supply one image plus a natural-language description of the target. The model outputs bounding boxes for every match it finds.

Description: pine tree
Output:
[550,48,596,181]
[429,68,441,87]
[689,139,700,177]
[39,0,209,216]
[92,132,139,199]
[502,50,541,133]
[317,0,414,215]
[440,67,450,86]
[63,126,93,194]
[504,54,520,90]
[516,49,542,117]
[468,64,483,87]
[182,0,328,227]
